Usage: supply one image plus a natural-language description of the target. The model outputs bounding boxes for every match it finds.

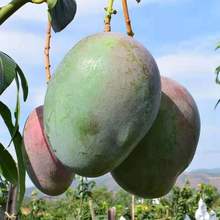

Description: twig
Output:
[131,195,135,220]
[104,0,116,32]
[108,207,116,220]
[88,198,95,220]
[122,0,134,37]
[44,21,52,82]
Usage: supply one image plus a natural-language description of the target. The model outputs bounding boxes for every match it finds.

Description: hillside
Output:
[25,168,220,197]
[177,169,220,189]
[93,168,220,192]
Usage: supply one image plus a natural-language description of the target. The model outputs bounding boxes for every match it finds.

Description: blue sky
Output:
[0,0,220,186]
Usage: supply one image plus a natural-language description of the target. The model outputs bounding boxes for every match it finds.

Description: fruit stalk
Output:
[44,21,52,82]
[122,0,134,37]
[104,0,115,32]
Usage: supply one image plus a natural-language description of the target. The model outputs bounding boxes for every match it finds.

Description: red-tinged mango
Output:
[23,106,74,196]
[111,76,200,198]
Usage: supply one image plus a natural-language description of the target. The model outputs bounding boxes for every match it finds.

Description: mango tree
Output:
[0,0,202,219]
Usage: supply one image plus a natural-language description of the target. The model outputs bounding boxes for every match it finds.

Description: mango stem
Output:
[44,20,52,82]
[104,0,116,32]
[122,0,134,37]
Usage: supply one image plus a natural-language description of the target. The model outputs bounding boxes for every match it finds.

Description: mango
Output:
[44,32,161,177]
[111,76,200,198]
[23,106,74,196]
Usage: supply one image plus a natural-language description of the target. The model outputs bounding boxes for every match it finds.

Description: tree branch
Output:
[0,0,45,25]
[0,0,28,25]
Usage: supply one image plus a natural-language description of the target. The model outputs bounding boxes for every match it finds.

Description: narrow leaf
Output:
[0,143,18,184]
[216,43,220,50]
[48,0,77,32]
[215,99,220,109]
[0,51,17,95]
[7,75,20,148]
[0,101,26,210]
[16,66,28,102]
[215,66,220,84]
[14,75,20,131]
[14,133,26,211]
[0,101,14,131]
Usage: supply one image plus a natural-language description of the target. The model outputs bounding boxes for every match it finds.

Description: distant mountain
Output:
[92,168,220,192]
[25,168,220,197]
[177,168,220,189]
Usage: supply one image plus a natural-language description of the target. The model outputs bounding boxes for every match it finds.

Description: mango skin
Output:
[23,106,75,196]
[111,76,201,198]
[44,32,161,177]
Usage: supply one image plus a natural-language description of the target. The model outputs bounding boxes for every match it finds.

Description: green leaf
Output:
[0,143,18,184]
[7,74,20,148]
[0,101,26,211]
[16,65,28,102]
[215,66,220,84]
[0,51,17,95]
[47,0,58,9]
[48,0,77,32]
[0,52,28,101]
[14,75,20,132]
[0,101,14,131]
[14,133,26,212]
[216,42,220,50]
[215,99,220,109]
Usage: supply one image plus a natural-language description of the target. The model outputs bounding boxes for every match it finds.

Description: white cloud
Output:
[155,35,220,101]
[0,30,45,65]
[157,53,219,78]
[157,52,220,101]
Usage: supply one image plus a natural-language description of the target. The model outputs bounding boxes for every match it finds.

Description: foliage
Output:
[0,1,78,213]
[20,182,220,219]
[0,51,28,214]
[215,42,220,107]
[0,177,9,209]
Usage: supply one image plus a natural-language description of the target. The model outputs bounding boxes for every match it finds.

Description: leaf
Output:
[215,99,220,109]
[0,101,26,211]
[14,75,20,132]
[0,52,28,101]
[216,42,220,50]
[0,51,17,95]
[0,143,18,184]
[7,74,20,148]
[48,0,77,32]
[215,66,220,84]
[14,133,26,212]
[16,65,28,102]
[47,0,58,9]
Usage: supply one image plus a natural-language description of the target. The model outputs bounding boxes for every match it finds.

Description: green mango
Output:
[44,32,161,177]
[111,76,201,198]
